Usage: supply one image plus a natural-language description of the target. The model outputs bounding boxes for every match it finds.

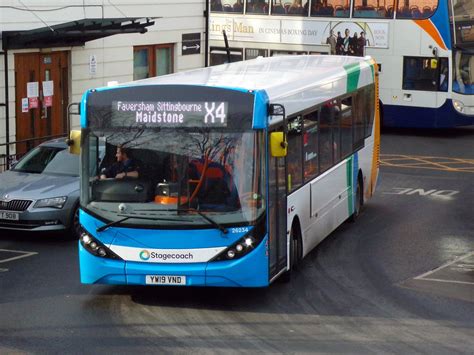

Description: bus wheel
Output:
[280,226,299,283]
[350,177,363,222]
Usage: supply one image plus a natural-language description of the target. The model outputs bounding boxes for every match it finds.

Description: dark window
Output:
[353,92,366,150]
[310,0,349,18]
[339,97,353,159]
[319,102,337,172]
[365,85,376,136]
[303,110,319,182]
[396,0,438,19]
[403,57,448,92]
[247,0,269,14]
[272,0,308,16]
[210,47,243,66]
[352,0,395,18]
[212,0,244,12]
[245,48,268,60]
[287,115,303,192]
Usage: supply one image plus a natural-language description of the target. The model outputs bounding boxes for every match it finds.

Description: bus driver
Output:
[100,145,140,180]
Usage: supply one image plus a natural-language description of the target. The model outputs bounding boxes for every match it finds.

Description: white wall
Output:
[0,0,206,156]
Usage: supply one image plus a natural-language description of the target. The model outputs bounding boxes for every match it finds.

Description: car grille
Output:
[0,199,33,212]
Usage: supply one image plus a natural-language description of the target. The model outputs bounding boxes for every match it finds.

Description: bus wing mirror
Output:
[270,132,287,157]
[67,130,81,155]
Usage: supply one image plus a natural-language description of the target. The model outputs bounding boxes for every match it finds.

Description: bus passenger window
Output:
[353,92,366,150]
[339,97,353,159]
[319,103,336,172]
[365,85,376,137]
[303,111,319,182]
[287,115,303,191]
[396,0,437,19]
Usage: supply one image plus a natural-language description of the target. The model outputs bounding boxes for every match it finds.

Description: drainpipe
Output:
[205,0,209,67]
[1,49,10,169]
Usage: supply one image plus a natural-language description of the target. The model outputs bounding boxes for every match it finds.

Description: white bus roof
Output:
[121,55,376,118]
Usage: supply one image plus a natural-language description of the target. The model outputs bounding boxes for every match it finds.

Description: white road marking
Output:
[0,249,38,263]
[413,251,474,285]
[415,278,474,286]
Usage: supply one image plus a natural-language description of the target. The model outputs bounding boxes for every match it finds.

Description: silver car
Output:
[0,139,80,238]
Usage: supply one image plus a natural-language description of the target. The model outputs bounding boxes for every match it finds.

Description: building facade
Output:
[0,0,206,169]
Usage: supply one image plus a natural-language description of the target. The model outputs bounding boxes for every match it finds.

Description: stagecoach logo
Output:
[139,250,151,261]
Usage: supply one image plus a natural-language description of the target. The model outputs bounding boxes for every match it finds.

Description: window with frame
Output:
[210,47,244,66]
[133,44,174,80]
[245,48,268,60]
[319,102,337,172]
[403,57,448,92]
[212,0,244,12]
[396,0,438,19]
[303,110,319,182]
[272,0,308,16]
[353,0,395,18]
[287,115,303,192]
[310,0,349,18]
[353,92,366,151]
[339,96,353,159]
[248,0,269,14]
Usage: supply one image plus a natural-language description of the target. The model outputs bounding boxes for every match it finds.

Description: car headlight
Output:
[211,217,266,262]
[80,229,122,260]
[34,196,67,209]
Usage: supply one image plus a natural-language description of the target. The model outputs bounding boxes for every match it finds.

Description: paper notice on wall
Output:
[29,97,39,109]
[89,55,97,75]
[44,96,53,107]
[42,81,54,97]
[27,82,39,98]
[21,98,29,112]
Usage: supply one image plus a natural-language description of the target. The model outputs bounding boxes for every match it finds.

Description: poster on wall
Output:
[210,17,389,50]
[27,82,39,98]
[21,98,29,113]
[28,97,39,109]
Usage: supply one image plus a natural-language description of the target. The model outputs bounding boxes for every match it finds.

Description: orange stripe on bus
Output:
[414,20,447,50]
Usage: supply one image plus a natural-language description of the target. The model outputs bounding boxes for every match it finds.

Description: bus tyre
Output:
[350,178,363,222]
[280,227,299,283]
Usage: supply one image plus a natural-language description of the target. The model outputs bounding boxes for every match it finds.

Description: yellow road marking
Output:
[381,154,474,173]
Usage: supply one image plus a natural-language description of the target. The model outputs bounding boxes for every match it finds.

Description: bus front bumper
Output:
[79,236,269,287]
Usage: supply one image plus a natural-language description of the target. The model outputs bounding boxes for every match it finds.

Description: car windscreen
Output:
[13,146,79,176]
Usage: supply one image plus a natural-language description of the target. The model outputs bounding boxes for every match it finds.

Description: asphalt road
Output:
[0,127,473,354]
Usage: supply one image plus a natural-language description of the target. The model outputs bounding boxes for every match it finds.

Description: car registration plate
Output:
[146,275,186,285]
[0,210,19,221]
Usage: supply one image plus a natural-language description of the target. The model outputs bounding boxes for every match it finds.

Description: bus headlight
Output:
[80,229,122,260]
[453,100,465,114]
[211,218,265,262]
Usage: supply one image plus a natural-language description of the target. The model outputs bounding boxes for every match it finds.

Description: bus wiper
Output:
[133,208,228,234]
[96,214,189,232]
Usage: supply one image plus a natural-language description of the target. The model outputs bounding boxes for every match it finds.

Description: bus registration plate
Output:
[0,210,19,221]
[146,275,186,285]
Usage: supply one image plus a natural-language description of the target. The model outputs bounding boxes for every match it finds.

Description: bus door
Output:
[268,128,288,281]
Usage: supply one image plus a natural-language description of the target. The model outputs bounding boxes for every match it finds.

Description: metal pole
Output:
[223,30,231,63]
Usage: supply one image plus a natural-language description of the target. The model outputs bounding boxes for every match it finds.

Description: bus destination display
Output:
[113,101,228,127]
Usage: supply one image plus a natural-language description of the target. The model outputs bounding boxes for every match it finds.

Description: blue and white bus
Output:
[74,55,380,287]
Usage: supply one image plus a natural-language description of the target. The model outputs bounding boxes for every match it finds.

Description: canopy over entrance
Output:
[2,17,155,50]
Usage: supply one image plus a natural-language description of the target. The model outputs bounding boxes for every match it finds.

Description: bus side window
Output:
[365,85,376,136]
[339,97,353,159]
[353,92,365,150]
[287,115,303,192]
[303,110,319,182]
[319,102,336,172]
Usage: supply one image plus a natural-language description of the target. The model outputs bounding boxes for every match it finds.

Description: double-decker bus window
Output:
[396,0,438,19]
[248,0,269,14]
[310,0,349,17]
[212,0,244,12]
[352,0,395,18]
[303,110,319,182]
[287,115,303,192]
[339,97,353,159]
[245,48,268,60]
[210,47,243,66]
[403,57,448,92]
[271,0,308,16]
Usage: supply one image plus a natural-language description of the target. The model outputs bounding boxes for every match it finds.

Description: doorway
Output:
[14,51,69,154]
